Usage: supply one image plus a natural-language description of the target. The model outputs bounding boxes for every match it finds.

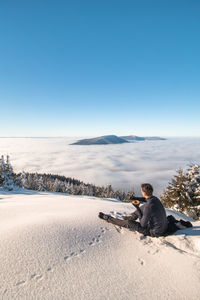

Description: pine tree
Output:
[0,155,5,186]
[38,176,46,191]
[65,181,72,194]
[121,191,126,201]
[32,173,39,190]
[185,164,200,219]
[161,169,188,211]
[104,184,114,198]
[15,174,22,188]
[3,155,14,190]
[52,178,61,192]
[186,165,200,204]
[27,173,34,189]
[21,171,29,189]
[124,190,135,202]
[161,167,200,219]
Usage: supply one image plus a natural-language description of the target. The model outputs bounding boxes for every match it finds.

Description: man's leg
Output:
[99,212,129,228]
[106,217,151,236]
[107,216,129,228]
[128,220,151,236]
[98,212,151,236]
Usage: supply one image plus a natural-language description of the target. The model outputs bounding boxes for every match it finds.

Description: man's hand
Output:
[132,200,140,209]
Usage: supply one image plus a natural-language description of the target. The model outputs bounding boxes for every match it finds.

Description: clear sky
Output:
[0,0,200,137]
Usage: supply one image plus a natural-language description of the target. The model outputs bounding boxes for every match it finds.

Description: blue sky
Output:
[0,0,200,137]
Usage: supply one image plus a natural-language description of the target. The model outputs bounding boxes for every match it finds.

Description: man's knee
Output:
[128,220,151,236]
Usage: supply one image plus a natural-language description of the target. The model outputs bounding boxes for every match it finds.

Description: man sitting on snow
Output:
[99,183,169,237]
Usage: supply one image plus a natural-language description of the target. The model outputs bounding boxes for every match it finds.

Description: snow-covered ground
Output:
[0,189,199,299]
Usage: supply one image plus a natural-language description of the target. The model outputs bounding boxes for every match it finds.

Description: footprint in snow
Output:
[16,280,26,286]
[30,273,43,281]
[3,289,7,295]
[10,227,110,290]
[138,258,145,266]
[64,227,109,262]
[147,249,159,255]
[64,248,87,261]
[89,236,102,245]
[101,226,110,233]
[64,252,78,261]
[80,249,86,253]
[35,275,43,281]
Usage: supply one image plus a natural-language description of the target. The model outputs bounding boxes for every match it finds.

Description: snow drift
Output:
[0,189,199,299]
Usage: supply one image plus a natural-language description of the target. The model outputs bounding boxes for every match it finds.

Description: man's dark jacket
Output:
[132,196,168,237]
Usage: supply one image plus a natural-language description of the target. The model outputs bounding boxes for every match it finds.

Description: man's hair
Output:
[141,183,153,197]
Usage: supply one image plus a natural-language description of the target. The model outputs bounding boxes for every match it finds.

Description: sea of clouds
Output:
[0,137,200,196]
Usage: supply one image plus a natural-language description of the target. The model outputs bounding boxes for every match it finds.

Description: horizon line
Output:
[0,135,200,139]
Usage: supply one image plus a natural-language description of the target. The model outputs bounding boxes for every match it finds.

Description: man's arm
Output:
[131,196,147,203]
[138,204,152,228]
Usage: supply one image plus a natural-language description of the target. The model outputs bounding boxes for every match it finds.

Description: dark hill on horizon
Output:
[120,135,166,141]
[70,135,129,145]
[71,135,166,145]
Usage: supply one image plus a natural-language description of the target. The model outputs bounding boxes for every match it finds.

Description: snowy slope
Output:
[0,189,199,300]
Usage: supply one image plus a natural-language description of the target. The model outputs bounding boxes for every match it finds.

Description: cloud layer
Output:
[1,137,200,196]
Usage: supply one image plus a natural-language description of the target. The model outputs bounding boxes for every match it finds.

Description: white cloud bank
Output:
[0,137,200,196]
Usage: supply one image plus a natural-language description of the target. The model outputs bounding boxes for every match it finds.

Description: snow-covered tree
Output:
[27,173,34,189]
[52,178,61,192]
[104,185,114,198]
[185,164,200,219]
[15,174,22,188]
[80,183,87,195]
[161,166,200,220]
[2,155,14,190]
[38,176,46,191]
[186,164,200,202]
[0,155,5,186]
[65,181,72,194]
[161,169,188,211]
[124,190,135,202]
[32,173,39,190]
[21,171,29,189]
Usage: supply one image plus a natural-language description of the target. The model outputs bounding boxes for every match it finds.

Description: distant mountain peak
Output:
[71,134,166,145]
[71,135,129,145]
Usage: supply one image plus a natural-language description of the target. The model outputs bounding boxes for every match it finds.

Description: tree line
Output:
[0,155,134,201]
[1,155,199,219]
